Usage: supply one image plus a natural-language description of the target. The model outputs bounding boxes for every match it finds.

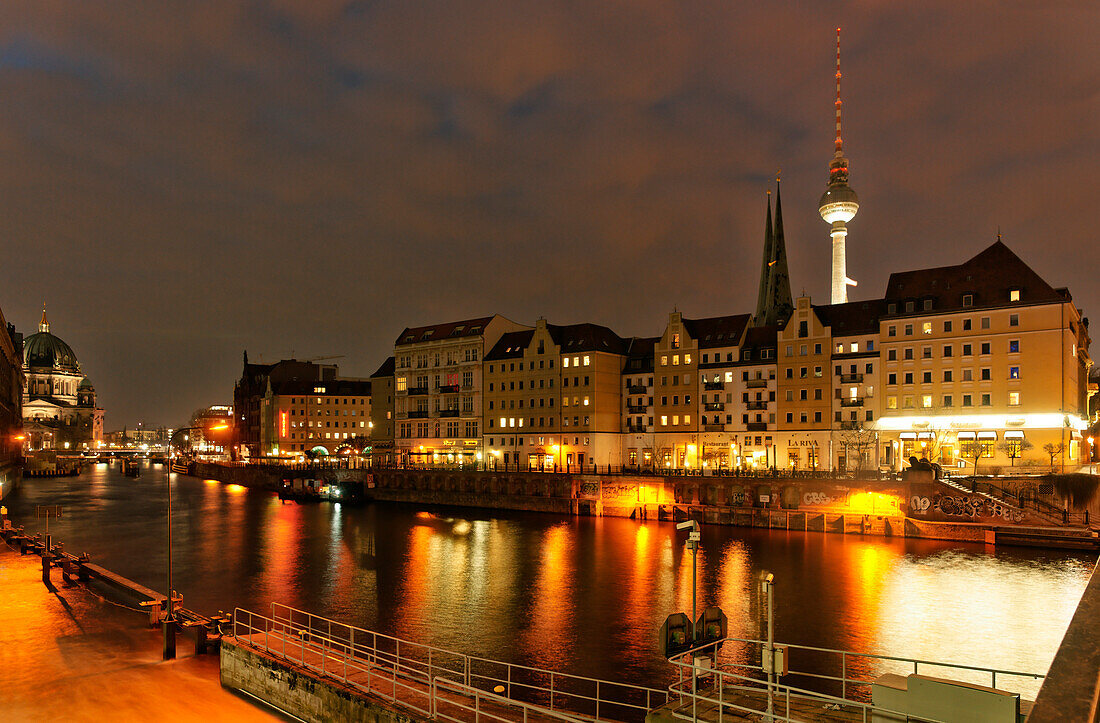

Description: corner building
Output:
[876,241,1091,471]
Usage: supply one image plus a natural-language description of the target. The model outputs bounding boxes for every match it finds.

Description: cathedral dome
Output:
[24,331,80,372]
[79,376,93,389]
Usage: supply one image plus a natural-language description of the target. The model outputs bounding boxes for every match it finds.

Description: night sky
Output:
[1,2,1097,428]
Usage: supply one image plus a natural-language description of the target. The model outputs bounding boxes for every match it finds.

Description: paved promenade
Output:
[0,543,280,722]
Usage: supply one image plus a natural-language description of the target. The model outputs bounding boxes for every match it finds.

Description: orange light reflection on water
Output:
[521,523,575,670]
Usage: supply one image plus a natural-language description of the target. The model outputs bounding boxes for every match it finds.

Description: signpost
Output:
[35,505,62,583]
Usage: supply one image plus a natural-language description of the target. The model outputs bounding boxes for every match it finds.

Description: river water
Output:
[5,462,1094,700]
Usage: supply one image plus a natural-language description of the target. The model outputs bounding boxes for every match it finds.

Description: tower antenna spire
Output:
[835,27,843,156]
[819,26,859,305]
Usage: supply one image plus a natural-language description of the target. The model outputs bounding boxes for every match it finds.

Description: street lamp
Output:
[162,422,228,660]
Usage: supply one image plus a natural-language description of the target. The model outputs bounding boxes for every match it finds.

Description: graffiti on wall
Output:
[910,494,1025,523]
[802,491,839,507]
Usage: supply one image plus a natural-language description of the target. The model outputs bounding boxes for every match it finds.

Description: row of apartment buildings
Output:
[233,240,1094,472]
[364,241,1092,473]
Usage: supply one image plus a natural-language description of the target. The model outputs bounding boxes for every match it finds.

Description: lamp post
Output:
[163,422,227,660]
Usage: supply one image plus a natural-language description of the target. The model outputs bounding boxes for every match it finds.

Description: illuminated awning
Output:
[977,431,997,440]
[899,432,917,440]
[917,432,935,440]
[956,431,976,440]
[1004,431,1024,439]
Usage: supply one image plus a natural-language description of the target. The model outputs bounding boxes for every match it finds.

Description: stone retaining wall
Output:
[221,638,415,723]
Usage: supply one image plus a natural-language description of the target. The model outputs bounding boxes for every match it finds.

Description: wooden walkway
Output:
[235,629,578,723]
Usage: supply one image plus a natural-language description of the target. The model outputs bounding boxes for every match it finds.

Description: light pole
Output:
[163,422,227,660]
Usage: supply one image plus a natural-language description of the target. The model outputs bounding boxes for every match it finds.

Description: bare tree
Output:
[840,424,876,473]
[997,438,1033,467]
[1042,442,1065,470]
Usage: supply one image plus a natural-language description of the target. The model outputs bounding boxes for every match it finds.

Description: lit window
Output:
[922,395,932,408]
[672,415,679,425]
[849,342,858,353]
[1009,366,1020,379]
[660,355,667,366]
[564,357,570,367]
[499,417,506,428]
[922,322,932,335]
[660,415,668,426]
[684,354,692,365]
[1008,391,1020,406]
[673,355,679,366]
[583,355,590,366]
[1009,289,1020,302]
[573,356,580,367]
[684,415,690,424]
[583,397,590,406]
[1009,340,1019,353]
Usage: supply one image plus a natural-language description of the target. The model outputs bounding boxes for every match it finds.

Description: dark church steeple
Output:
[754,180,794,326]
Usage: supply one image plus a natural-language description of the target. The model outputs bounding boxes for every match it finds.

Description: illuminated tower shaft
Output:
[831,226,848,304]
[818,27,859,305]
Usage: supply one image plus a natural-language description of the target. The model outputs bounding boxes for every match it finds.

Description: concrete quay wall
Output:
[194,464,1094,548]
[0,461,19,502]
[221,638,416,723]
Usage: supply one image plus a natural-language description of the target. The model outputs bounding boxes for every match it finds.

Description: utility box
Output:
[762,644,788,676]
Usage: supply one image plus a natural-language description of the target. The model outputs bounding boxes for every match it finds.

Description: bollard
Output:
[195,625,208,655]
[163,619,176,660]
[41,553,51,584]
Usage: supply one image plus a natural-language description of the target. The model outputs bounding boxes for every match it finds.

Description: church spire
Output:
[754,179,794,327]
[40,304,49,333]
[754,191,774,325]
[769,178,793,322]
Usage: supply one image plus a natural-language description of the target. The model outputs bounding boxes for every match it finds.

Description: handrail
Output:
[233,603,668,721]
[665,640,954,723]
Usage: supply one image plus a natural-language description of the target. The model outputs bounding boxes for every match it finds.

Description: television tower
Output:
[818,27,859,305]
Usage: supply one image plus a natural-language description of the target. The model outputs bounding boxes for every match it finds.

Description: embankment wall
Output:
[221,639,416,723]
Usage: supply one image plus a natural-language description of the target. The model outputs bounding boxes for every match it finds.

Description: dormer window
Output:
[887,303,897,314]
[962,294,974,307]
[923,299,933,311]
[905,301,915,313]
[1009,289,1021,302]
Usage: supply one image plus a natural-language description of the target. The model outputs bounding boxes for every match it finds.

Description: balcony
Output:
[406,386,429,396]
[840,398,864,407]
[703,423,725,432]
[704,381,724,391]
[745,401,768,410]
[746,422,768,431]
[704,402,725,411]
[437,384,460,394]
[627,404,648,414]
[839,420,861,430]
[839,373,864,384]
[746,378,768,389]
[439,409,460,417]
[626,423,647,433]
[628,384,647,394]
[408,410,429,419]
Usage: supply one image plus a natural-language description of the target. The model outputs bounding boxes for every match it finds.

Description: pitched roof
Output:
[813,299,889,337]
[485,330,535,361]
[741,324,778,351]
[682,313,753,349]
[370,356,395,378]
[883,240,1066,314]
[395,315,496,346]
[546,322,628,355]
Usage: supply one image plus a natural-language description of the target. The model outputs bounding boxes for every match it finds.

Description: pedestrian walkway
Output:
[0,544,281,722]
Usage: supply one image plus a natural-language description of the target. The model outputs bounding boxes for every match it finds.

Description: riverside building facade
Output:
[393,315,528,467]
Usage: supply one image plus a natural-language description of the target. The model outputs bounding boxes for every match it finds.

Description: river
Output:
[5,462,1094,700]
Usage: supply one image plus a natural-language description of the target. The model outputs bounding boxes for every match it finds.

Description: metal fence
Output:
[663,636,1046,723]
[232,604,669,722]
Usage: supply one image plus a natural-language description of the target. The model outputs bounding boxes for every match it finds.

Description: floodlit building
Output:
[483,319,629,472]
[876,240,1091,472]
[232,355,338,458]
[259,377,371,456]
[368,357,396,465]
[393,315,528,466]
[21,309,104,451]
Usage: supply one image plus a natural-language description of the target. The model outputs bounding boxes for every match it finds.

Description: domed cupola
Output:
[22,307,81,373]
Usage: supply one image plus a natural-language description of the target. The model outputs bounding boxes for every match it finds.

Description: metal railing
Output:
[233,604,669,721]
[664,636,1043,723]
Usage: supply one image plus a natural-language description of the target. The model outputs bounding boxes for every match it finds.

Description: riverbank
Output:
[192,462,1099,550]
[0,540,280,722]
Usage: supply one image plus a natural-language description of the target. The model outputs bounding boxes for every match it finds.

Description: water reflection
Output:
[5,465,1093,697]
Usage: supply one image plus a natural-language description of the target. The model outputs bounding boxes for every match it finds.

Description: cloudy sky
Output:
[1,1,1097,427]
